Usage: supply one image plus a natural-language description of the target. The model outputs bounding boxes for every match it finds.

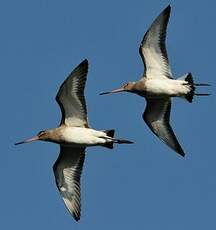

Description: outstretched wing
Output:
[139,5,172,79]
[143,98,185,156]
[56,59,89,127]
[53,146,85,221]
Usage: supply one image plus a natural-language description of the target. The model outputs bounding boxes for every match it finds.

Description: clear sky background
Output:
[1,0,215,229]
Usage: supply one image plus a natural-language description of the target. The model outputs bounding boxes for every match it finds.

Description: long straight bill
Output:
[99,87,125,95]
[14,136,39,145]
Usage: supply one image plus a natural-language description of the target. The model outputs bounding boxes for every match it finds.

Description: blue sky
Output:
[1,0,215,229]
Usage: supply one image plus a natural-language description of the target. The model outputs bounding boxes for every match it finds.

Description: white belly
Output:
[59,127,108,147]
[145,79,190,98]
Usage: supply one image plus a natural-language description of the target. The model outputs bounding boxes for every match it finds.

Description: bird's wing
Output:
[139,5,172,79]
[143,98,184,156]
[53,146,85,221]
[56,59,89,127]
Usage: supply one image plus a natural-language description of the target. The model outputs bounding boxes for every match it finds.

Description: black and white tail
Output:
[184,73,195,103]
[103,129,133,149]
[178,73,210,103]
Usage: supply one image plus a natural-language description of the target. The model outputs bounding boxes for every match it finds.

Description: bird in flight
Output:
[100,5,210,157]
[15,59,133,221]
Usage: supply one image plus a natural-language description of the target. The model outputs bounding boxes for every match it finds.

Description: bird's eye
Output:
[38,130,45,136]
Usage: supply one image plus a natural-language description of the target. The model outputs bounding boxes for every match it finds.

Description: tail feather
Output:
[178,72,210,102]
[103,129,115,149]
[185,72,194,86]
[102,129,133,149]
[102,142,114,149]
[184,73,195,103]
[104,129,115,138]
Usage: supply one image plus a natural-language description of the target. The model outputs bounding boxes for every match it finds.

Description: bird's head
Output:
[14,129,50,145]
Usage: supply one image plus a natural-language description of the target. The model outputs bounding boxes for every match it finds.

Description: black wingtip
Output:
[77,59,88,74]
[165,5,171,12]
[178,151,185,157]
[162,5,171,18]
[174,143,185,157]
[81,59,88,66]
[73,213,80,222]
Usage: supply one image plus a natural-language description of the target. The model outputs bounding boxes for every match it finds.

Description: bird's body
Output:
[42,126,116,147]
[15,59,133,221]
[100,5,209,157]
[132,78,191,98]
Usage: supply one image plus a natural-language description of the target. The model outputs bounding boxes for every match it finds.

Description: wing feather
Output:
[143,98,184,156]
[56,59,89,127]
[53,146,85,221]
[139,5,172,79]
